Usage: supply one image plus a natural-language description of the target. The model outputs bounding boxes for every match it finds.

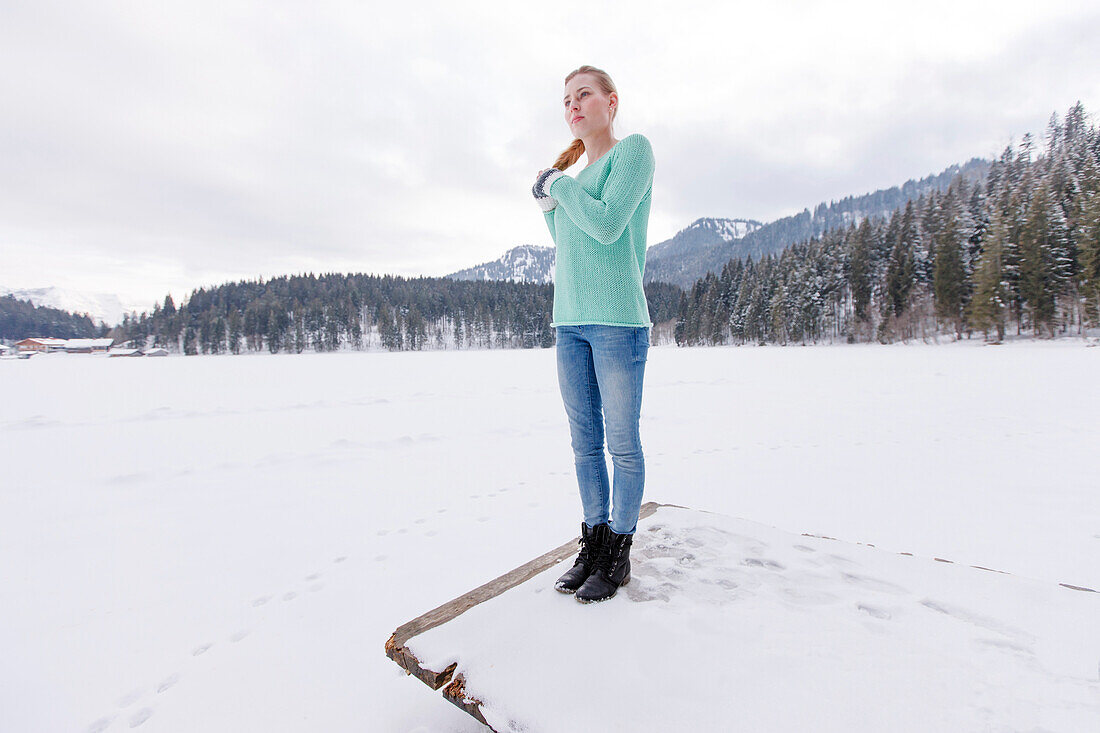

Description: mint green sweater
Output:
[543,133,655,328]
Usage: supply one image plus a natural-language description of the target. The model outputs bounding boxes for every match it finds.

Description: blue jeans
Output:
[555,324,649,535]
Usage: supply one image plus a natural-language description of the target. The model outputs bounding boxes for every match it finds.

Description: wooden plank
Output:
[384,500,681,728]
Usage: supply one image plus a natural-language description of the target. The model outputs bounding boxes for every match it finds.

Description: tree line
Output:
[122,274,682,354]
[673,102,1100,346]
[0,294,107,341]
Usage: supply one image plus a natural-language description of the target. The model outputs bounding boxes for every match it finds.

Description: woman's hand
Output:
[532,169,552,197]
[533,168,562,212]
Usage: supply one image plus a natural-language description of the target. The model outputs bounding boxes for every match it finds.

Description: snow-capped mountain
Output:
[0,286,134,327]
[641,217,765,285]
[686,217,764,243]
[645,216,765,260]
[446,244,556,284]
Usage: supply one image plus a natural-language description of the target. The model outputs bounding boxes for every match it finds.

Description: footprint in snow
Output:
[333,556,347,563]
[778,586,840,606]
[156,673,180,693]
[252,595,271,607]
[856,602,892,620]
[283,591,298,601]
[841,572,909,595]
[129,708,154,728]
[305,572,321,580]
[86,715,115,732]
[919,598,1034,642]
[743,557,786,571]
[192,643,213,656]
[972,636,1034,655]
[117,689,142,708]
[230,629,250,642]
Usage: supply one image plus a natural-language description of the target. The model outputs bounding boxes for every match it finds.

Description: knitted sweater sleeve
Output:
[546,134,654,245]
[542,208,557,243]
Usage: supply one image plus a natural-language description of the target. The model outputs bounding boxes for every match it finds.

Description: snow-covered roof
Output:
[18,337,68,346]
[64,338,115,348]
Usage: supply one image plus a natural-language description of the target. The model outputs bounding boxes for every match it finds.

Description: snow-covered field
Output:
[1,339,1098,732]
[409,504,1100,732]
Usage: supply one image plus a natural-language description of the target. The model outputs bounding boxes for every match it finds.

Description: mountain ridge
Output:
[445,158,992,289]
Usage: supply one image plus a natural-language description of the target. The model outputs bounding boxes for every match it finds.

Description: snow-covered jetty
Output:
[387,503,1099,732]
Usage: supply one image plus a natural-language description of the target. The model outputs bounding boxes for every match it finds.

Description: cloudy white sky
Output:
[2,0,1099,313]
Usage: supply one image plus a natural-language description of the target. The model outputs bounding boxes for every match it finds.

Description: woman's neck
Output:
[583,133,619,168]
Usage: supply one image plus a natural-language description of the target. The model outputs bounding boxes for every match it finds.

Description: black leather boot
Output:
[554,521,608,594]
[575,527,633,603]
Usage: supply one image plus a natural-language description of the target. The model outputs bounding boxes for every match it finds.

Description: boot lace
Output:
[575,524,600,568]
[574,533,592,568]
[589,526,615,577]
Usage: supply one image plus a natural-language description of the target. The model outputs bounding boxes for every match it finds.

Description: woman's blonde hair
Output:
[552,65,618,171]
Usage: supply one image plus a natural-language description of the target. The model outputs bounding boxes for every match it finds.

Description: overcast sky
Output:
[3,0,1099,312]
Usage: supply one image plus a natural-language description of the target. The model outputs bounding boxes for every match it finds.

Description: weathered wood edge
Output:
[442,673,491,727]
[384,500,686,729]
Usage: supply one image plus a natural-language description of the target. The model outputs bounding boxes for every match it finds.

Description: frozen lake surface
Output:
[1,339,1097,731]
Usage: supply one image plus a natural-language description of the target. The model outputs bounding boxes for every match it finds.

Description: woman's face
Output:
[563,73,615,137]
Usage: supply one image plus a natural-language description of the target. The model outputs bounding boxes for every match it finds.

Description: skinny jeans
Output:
[554,324,649,535]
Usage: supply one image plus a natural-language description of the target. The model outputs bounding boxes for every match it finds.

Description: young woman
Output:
[531,65,655,604]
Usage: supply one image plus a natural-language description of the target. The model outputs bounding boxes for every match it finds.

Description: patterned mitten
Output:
[533,168,565,212]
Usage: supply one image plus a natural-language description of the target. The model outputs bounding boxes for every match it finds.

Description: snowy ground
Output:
[1,339,1098,732]
[410,504,1100,732]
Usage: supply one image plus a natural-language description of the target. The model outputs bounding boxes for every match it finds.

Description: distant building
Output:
[63,338,115,354]
[16,337,68,352]
[144,347,169,357]
[108,348,144,357]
